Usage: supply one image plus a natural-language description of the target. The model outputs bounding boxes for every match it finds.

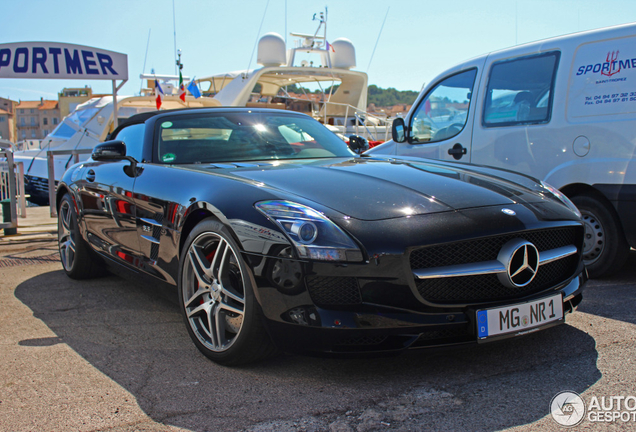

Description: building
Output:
[0,97,17,142]
[15,99,60,141]
[58,86,94,118]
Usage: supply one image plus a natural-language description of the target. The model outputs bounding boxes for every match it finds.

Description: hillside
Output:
[282,84,418,107]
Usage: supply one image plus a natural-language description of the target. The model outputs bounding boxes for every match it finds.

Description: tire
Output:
[178,218,276,365]
[570,194,629,278]
[58,193,106,279]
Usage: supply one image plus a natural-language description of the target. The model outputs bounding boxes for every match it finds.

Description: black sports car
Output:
[57,108,586,365]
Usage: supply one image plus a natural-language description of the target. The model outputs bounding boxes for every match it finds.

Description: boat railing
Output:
[0,149,26,232]
[47,149,93,218]
[318,101,393,142]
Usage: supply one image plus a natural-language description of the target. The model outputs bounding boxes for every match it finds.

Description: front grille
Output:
[410,227,576,269]
[411,227,580,305]
[305,276,362,306]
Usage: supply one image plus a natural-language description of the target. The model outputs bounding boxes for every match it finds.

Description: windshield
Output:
[156,112,354,164]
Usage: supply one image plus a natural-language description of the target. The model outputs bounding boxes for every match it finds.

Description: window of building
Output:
[31,131,36,138]
[43,129,49,136]
[20,118,25,126]
[20,109,24,114]
[43,118,48,125]
[483,52,560,127]
[21,131,26,138]
[31,117,36,126]
[53,118,58,125]
[0,117,5,122]
[30,109,35,114]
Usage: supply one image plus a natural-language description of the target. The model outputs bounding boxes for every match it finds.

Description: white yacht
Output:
[16,91,219,205]
[198,14,389,143]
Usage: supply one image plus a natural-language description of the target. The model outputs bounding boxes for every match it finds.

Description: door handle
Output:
[86,169,96,182]
[448,143,467,160]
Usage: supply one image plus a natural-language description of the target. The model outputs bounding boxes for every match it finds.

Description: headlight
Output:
[255,200,363,262]
[540,181,581,218]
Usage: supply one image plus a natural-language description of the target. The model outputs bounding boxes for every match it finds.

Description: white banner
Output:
[0,42,128,80]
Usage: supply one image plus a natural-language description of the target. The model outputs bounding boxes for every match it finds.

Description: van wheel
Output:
[570,194,628,278]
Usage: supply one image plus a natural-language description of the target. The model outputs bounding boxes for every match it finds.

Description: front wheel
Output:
[570,194,629,278]
[178,219,276,365]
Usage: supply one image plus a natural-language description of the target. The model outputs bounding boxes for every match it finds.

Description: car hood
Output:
[187,157,552,221]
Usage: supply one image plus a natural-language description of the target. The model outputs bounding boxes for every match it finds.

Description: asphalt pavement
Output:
[1,228,635,431]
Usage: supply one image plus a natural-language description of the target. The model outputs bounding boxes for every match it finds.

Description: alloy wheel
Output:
[182,232,246,352]
[58,200,76,271]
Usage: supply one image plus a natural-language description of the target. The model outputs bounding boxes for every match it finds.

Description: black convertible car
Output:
[57,108,586,365]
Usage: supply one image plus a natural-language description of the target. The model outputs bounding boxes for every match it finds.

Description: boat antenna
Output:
[172,0,178,74]
[140,28,151,95]
[245,0,271,79]
[284,0,287,45]
[367,7,390,72]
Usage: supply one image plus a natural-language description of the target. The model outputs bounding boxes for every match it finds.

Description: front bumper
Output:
[258,266,586,356]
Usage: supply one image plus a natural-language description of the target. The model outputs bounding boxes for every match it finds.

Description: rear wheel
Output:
[178,219,276,365]
[571,194,629,278]
[58,193,105,279]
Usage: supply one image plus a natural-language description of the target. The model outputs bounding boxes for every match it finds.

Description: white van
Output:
[367,22,636,277]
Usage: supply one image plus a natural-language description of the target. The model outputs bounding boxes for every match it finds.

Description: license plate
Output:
[477,293,563,339]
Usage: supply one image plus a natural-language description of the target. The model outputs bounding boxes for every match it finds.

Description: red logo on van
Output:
[602,51,621,77]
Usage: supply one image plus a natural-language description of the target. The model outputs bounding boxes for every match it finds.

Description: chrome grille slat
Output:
[413,245,577,280]
[410,227,581,305]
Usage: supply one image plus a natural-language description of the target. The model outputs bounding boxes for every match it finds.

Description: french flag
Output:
[326,41,335,53]
[155,79,164,109]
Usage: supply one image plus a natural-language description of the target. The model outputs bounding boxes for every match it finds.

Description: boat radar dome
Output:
[329,38,356,69]
[257,33,286,67]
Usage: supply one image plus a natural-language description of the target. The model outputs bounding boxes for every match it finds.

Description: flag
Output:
[154,79,164,109]
[178,70,186,102]
[187,77,202,99]
[326,41,335,53]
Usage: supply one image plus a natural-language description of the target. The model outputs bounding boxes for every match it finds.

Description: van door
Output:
[470,51,561,178]
[396,68,480,162]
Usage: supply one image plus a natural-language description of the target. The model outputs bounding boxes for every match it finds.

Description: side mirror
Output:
[392,117,406,143]
[348,135,369,154]
[92,140,140,177]
[92,140,127,161]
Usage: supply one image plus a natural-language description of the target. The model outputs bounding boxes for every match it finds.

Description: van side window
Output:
[483,52,560,127]
[113,123,145,161]
[410,69,477,143]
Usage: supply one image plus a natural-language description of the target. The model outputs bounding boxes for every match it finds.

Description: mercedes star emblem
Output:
[497,239,540,288]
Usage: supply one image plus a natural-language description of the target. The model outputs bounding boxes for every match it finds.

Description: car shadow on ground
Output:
[15,270,601,431]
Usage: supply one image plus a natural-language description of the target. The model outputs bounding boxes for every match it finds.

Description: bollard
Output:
[1,199,17,235]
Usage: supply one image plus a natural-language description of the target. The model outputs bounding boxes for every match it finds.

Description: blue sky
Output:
[1,0,635,102]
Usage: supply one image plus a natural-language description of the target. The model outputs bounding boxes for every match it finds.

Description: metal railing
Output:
[47,149,93,218]
[318,100,393,142]
[0,149,19,232]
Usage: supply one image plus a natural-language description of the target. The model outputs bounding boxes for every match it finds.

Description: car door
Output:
[396,65,482,163]
[78,158,139,263]
[470,51,561,179]
[79,122,146,267]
